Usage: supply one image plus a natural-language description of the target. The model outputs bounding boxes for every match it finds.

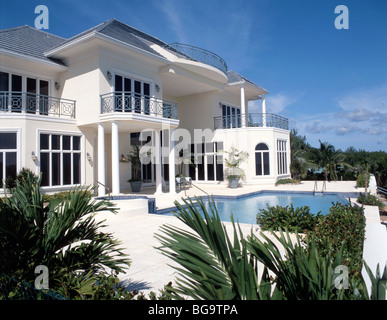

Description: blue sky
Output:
[1,0,386,152]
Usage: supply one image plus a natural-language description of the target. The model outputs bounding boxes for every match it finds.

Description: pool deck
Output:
[94,180,387,297]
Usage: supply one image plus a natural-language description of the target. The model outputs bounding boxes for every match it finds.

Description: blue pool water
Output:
[161,192,350,225]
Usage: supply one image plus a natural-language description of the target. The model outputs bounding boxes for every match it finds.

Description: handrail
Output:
[322,180,327,194]
[0,91,76,119]
[214,113,289,130]
[164,42,228,74]
[100,91,177,119]
[96,181,111,199]
[191,182,209,196]
[313,181,318,195]
[377,186,387,196]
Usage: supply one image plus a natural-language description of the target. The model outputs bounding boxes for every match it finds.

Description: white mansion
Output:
[0,19,290,196]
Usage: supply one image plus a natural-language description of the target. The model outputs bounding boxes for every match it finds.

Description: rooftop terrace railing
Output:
[0,91,76,119]
[214,113,289,130]
[164,42,228,74]
[100,91,178,120]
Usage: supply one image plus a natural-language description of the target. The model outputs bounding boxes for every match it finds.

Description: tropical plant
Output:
[120,144,144,181]
[256,204,322,233]
[290,129,314,180]
[357,193,385,209]
[222,147,249,180]
[308,140,350,181]
[0,171,130,294]
[156,197,386,300]
[355,162,371,194]
[307,202,366,276]
[275,178,301,186]
[176,148,196,177]
[156,196,279,300]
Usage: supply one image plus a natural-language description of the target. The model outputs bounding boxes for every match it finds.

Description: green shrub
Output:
[356,173,370,188]
[275,178,301,186]
[357,193,385,209]
[256,204,323,233]
[42,190,93,203]
[309,202,366,276]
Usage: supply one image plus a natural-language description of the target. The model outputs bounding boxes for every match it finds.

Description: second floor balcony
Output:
[214,113,289,130]
[164,43,228,74]
[0,91,76,119]
[100,92,178,120]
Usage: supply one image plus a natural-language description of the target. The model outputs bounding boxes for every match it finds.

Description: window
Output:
[255,143,270,176]
[0,132,18,186]
[188,142,224,181]
[221,104,241,129]
[130,131,154,183]
[40,133,82,187]
[114,74,151,114]
[0,71,50,114]
[277,140,288,175]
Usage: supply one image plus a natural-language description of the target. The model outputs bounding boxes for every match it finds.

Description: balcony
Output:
[164,43,228,74]
[0,92,76,119]
[100,92,178,120]
[214,113,289,130]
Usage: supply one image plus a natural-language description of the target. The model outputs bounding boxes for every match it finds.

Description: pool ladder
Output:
[313,180,326,195]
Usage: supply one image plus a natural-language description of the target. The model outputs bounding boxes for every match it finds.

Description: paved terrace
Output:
[94,181,387,297]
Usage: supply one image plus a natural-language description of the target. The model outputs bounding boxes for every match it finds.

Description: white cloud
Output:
[337,83,387,113]
[265,92,299,114]
[159,0,187,43]
[304,120,333,134]
[377,137,387,145]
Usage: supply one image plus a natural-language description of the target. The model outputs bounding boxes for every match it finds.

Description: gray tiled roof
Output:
[227,70,268,92]
[0,25,66,65]
[47,18,166,58]
[0,20,266,91]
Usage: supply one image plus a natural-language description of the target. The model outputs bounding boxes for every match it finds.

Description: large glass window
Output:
[0,71,50,114]
[114,74,150,114]
[255,143,270,176]
[221,104,241,129]
[188,141,224,182]
[130,131,154,183]
[277,140,288,175]
[0,132,17,187]
[40,133,82,187]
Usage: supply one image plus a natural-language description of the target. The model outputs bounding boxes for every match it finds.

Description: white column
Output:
[240,85,246,127]
[262,95,267,127]
[111,121,120,195]
[168,128,176,195]
[154,130,163,194]
[97,123,106,196]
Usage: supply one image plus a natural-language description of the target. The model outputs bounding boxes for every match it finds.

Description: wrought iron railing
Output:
[0,91,76,119]
[214,113,289,130]
[100,92,178,120]
[164,42,228,74]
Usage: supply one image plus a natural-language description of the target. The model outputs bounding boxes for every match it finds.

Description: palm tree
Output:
[0,171,130,292]
[309,140,349,181]
[290,129,314,179]
[223,147,249,178]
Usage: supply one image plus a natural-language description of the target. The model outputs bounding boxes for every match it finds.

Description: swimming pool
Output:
[158,192,352,225]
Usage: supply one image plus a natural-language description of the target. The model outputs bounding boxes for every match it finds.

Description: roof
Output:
[0,25,66,66]
[46,18,166,58]
[227,70,268,93]
[0,20,267,91]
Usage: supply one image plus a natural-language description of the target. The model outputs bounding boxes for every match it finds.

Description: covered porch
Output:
[95,117,179,197]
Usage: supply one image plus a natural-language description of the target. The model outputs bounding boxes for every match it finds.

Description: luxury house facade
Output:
[0,19,290,196]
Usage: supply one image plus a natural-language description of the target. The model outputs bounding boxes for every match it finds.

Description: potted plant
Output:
[120,144,143,192]
[223,147,249,188]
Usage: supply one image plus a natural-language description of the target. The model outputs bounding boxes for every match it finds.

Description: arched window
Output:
[255,143,270,176]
